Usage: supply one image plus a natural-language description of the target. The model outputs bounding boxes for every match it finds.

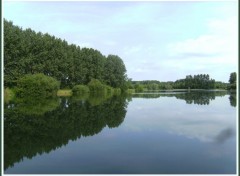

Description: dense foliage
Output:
[16,73,60,98]
[175,74,215,89]
[130,74,227,91]
[134,84,144,92]
[131,80,174,91]
[4,20,127,90]
[88,79,108,93]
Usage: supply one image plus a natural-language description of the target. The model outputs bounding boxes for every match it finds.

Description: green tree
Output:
[173,74,215,89]
[16,73,60,98]
[104,55,127,91]
[134,84,144,92]
[4,20,128,90]
[229,72,236,89]
[87,79,107,93]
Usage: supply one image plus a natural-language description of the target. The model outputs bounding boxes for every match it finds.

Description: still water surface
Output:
[4,91,236,174]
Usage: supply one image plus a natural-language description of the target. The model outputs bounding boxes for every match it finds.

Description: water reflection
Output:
[4,95,128,170]
[132,91,231,105]
[4,91,236,174]
[127,92,236,144]
[214,128,234,144]
[5,98,60,115]
[229,93,236,107]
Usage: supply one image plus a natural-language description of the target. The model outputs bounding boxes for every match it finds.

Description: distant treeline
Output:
[4,20,127,90]
[130,73,236,92]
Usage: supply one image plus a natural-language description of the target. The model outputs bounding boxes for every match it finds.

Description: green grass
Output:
[57,89,73,97]
[4,88,15,103]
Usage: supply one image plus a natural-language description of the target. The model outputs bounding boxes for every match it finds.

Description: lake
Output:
[4,91,236,174]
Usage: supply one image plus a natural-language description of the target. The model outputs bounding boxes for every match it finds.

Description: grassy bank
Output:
[57,90,73,97]
[4,88,15,103]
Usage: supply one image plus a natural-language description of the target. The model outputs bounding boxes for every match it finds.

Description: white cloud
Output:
[103,40,117,46]
[4,1,237,82]
[167,16,237,65]
[165,16,237,81]
[123,46,142,55]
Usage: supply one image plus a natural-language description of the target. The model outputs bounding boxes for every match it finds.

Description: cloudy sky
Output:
[4,1,238,82]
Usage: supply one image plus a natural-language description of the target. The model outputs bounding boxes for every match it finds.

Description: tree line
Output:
[4,19,127,91]
[4,19,236,96]
[175,74,215,89]
[129,73,236,92]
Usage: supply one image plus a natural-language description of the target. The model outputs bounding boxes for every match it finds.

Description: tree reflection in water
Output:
[132,91,232,106]
[4,95,128,170]
[229,93,236,107]
[4,91,236,171]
